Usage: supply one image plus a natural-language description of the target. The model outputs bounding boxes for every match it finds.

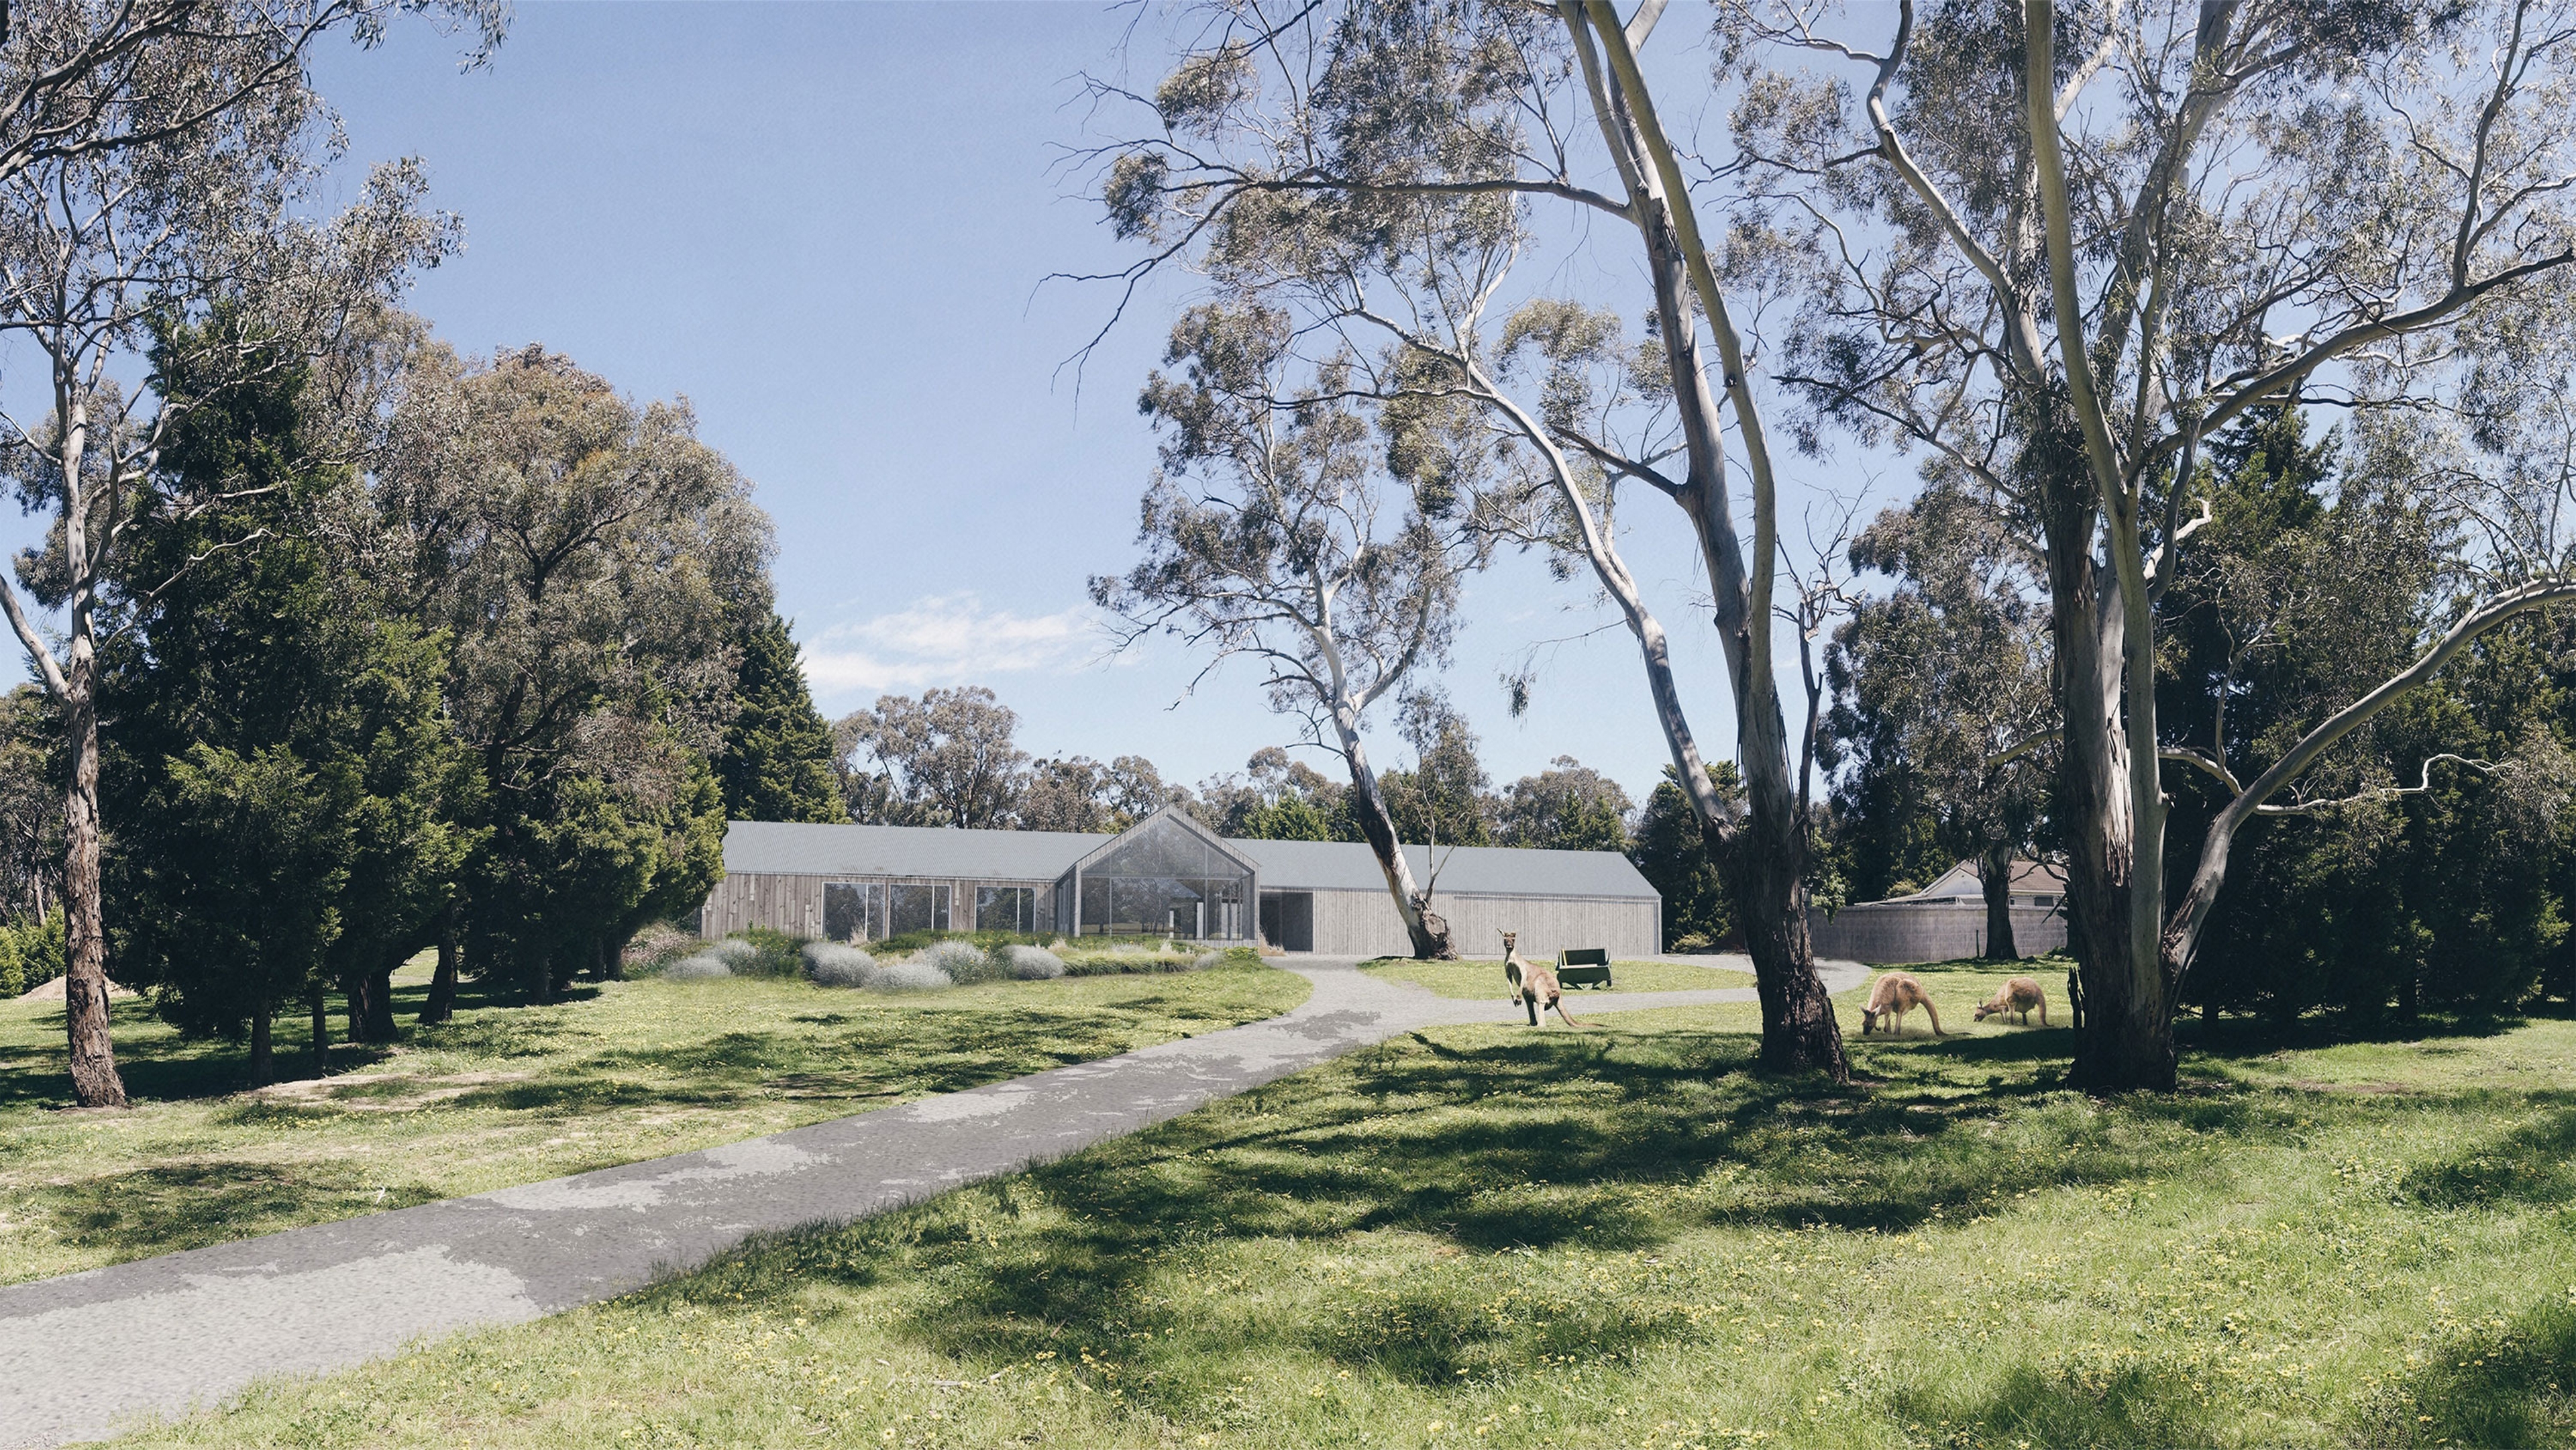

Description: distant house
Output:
[698,805,1662,958]
[1807,858,2069,964]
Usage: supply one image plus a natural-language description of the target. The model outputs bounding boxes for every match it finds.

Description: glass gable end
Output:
[1061,811,1254,939]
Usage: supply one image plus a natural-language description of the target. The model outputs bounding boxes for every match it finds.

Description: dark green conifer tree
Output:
[716,612,847,823]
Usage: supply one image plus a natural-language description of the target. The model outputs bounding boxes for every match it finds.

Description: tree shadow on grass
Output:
[28,1159,441,1268]
[655,1024,2304,1402]
[2399,1096,2576,1209]
[1892,1357,2225,1450]
[2345,1298,2576,1448]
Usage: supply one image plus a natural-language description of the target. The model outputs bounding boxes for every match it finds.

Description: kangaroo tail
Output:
[1923,1000,1946,1036]
[1552,996,1590,1029]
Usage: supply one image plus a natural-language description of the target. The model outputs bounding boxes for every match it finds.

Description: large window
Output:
[888,883,949,936]
[824,882,875,943]
[975,886,1034,933]
[1069,813,1252,939]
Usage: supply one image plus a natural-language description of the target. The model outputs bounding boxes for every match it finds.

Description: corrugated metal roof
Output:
[720,821,1102,880]
[720,821,1658,900]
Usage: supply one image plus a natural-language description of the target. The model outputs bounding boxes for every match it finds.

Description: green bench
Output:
[1556,947,1613,989]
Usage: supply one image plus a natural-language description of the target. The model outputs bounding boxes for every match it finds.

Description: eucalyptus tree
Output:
[1089,1,1850,1071]
[837,686,1029,829]
[1499,757,1633,853]
[0,0,486,1100]
[1093,302,1488,957]
[1827,472,2054,958]
[1725,0,2576,1088]
[372,344,769,1008]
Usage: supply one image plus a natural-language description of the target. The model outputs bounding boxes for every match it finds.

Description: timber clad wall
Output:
[1807,902,2068,964]
[702,872,824,939]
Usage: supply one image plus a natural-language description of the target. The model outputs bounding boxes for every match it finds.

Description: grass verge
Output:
[1364,956,1753,998]
[111,962,2576,1449]
[0,955,1307,1286]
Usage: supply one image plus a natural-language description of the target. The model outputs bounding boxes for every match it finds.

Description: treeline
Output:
[0,336,835,1081]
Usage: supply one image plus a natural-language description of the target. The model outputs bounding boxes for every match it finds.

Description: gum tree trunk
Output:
[60,647,127,1107]
[1980,843,2019,962]
[1334,709,1454,960]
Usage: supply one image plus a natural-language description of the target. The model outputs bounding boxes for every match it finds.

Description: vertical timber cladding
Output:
[1303,889,1661,959]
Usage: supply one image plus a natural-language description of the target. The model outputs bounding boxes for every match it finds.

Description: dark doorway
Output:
[1259,891,1313,953]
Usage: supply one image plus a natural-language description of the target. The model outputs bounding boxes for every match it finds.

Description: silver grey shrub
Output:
[869,961,955,992]
[803,942,877,988]
[662,953,732,980]
[709,937,758,967]
[1001,945,1067,980]
[920,939,1000,984]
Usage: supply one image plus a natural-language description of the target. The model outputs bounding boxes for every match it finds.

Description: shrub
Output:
[1193,946,1267,972]
[662,953,732,981]
[727,927,808,978]
[920,939,1003,984]
[803,942,877,988]
[622,921,700,975]
[1000,944,1067,980]
[869,961,953,992]
[709,937,757,966]
[0,910,66,996]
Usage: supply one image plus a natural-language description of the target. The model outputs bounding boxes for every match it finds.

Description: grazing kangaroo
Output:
[1499,931,1587,1028]
[1860,971,1944,1036]
[1974,975,2050,1027]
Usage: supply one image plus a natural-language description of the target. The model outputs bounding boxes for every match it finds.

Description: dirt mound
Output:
[10,974,139,1006]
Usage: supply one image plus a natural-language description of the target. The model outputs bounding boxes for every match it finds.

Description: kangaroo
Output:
[1974,975,2050,1027]
[1860,970,1944,1036]
[1499,931,1587,1028]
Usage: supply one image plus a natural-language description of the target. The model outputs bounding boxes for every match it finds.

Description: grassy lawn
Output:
[117,960,2576,1449]
[1366,957,1754,998]
[0,955,1308,1287]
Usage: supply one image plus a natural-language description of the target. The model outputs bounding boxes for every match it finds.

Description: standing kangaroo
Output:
[1974,976,2050,1026]
[1860,971,1944,1036]
[1499,931,1587,1028]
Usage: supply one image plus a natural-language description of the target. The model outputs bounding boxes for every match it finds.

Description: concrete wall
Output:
[1807,902,2068,964]
[1299,887,1660,960]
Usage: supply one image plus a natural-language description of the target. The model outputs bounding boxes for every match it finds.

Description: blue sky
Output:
[6,2,1876,811]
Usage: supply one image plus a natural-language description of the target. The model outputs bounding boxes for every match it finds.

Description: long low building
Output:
[699,806,1662,959]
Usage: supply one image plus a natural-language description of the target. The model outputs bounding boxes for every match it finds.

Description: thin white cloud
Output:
[801,592,1104,701]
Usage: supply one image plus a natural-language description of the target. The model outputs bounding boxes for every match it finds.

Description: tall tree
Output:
[1199,746,1354,841]
[1091,0,1854,1072]
[0,24,470,1102]
[1093,303,1491,959]
[716,611,847,824]
[1733,0,2576,1088]
[101,344,472,1053]
[372,343,769,1008]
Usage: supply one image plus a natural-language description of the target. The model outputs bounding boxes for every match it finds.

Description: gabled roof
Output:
[1068,805,1261,878]
[1890,858,2066,903]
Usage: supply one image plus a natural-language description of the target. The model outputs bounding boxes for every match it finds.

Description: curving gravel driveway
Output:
[0,953,1865,1449]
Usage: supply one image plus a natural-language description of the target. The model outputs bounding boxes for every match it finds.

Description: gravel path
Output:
[0,953,1864,1449]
